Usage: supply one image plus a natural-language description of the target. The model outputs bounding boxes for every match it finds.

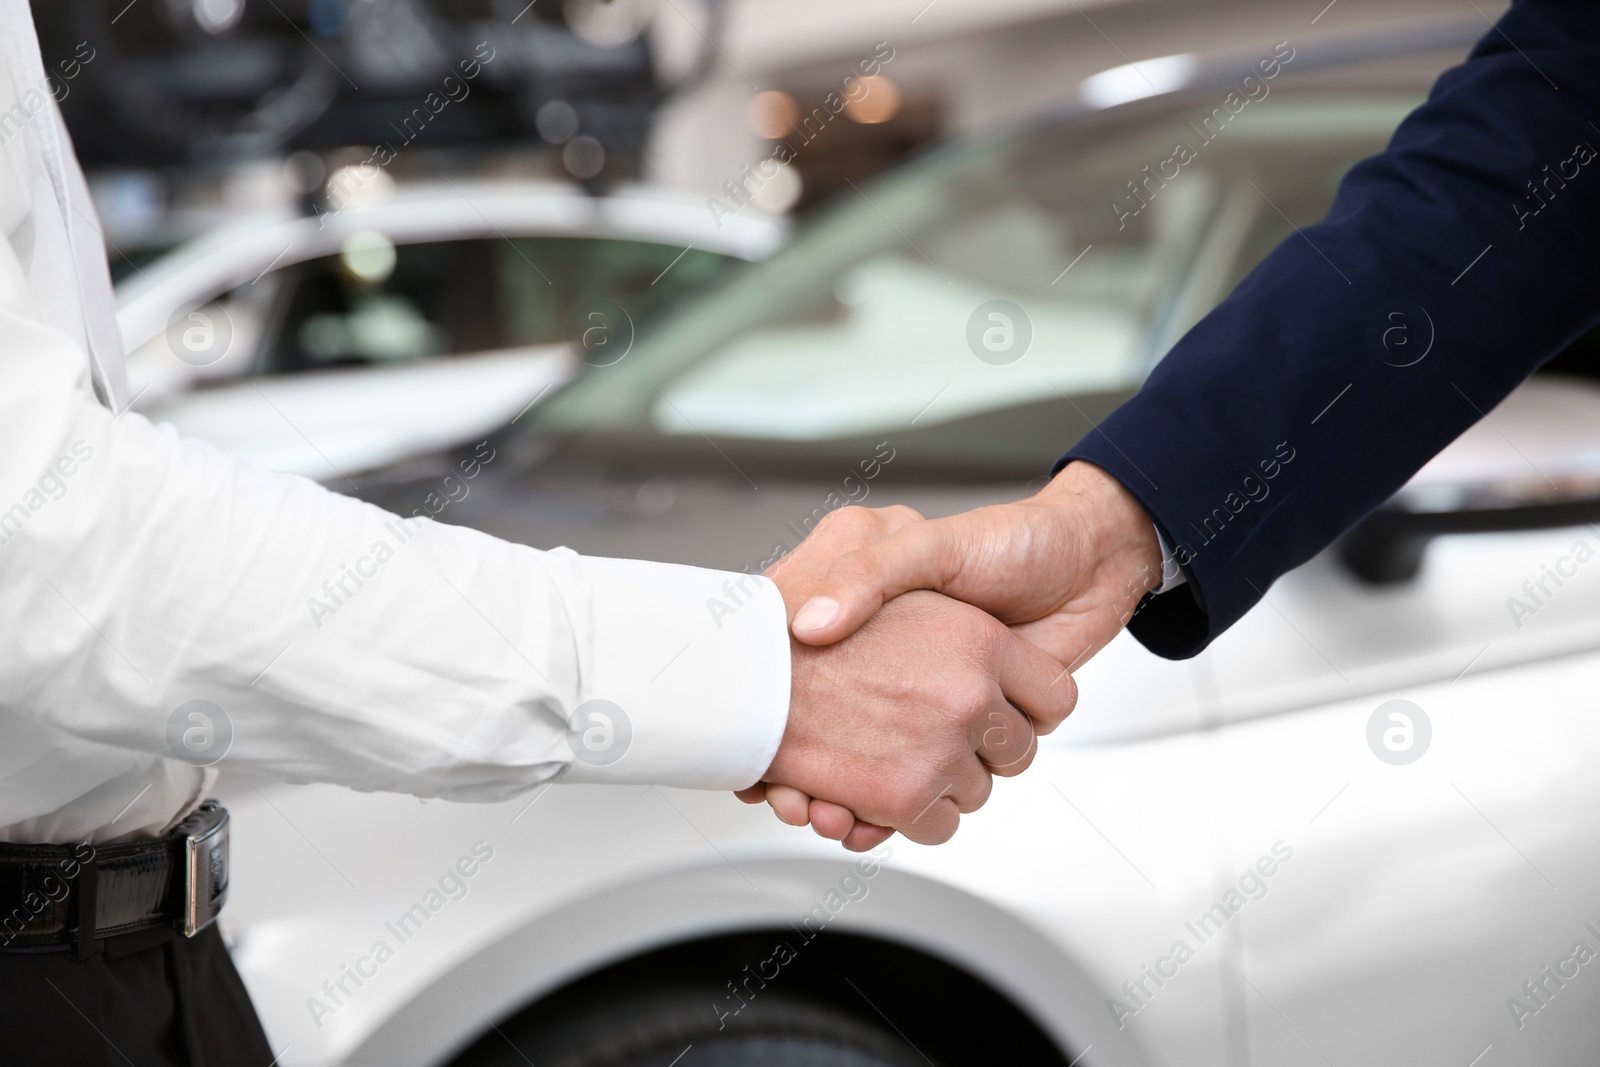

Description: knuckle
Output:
[960,772,994,813]
[817,505,871,534]
[881,504,923,528]
[883,772,929,827]
[1061,669,1079,707]
[1037,669,1079,733]
[981,717,1009,751]
[924,812,958,845]
[961,608,1007,655]
[831,546,879,582]
[891,770,945,827]
[989,733,1036,777]
[948,681,993,726]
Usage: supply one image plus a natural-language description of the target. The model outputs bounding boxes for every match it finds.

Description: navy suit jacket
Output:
[1063,0,1600,659]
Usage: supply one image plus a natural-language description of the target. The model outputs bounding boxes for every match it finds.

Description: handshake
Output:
[737,461,1166,851]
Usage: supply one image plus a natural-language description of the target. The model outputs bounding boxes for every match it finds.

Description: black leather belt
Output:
[0,800,229,959]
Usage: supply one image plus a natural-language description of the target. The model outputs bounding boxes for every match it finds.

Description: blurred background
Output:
[53,0,1477,259]
[55,5,1600,1067]
[55,0,1506,480]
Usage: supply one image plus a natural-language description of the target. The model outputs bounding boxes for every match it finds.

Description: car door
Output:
[1202,379,1600,1066]
[1214,644,1600,1067]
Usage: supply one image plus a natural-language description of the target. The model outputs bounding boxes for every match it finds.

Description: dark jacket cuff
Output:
[1053,452,1214,659]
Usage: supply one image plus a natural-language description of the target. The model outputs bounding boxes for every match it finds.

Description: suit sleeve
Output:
[1061,0,1600,659]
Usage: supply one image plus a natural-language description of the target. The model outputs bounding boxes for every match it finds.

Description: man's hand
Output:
[736,505,1077,849]
[789,462,1165,668]
[743,462,1162,845]
[764,592,1074,847]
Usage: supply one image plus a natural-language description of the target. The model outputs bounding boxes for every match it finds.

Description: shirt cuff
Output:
[1153,523,1188,594]
[562,556,791,790]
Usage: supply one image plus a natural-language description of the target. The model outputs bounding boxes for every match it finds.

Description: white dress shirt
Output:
[1152,524,1187,594]
[0,2,790,845]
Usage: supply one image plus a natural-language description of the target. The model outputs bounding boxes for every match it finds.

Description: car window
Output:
[532,94,1420,475]
[655,164,1216,442]
[256,236,739,375]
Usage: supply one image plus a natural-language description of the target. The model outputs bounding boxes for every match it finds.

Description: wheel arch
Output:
[344,857,1155,1067]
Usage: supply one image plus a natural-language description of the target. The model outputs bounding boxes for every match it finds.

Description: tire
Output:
[450,986,938,1067]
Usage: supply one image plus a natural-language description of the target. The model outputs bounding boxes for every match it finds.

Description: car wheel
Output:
[450,987,936,1067]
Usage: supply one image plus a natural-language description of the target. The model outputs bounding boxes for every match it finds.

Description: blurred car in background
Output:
[216,19,1600,1067]
[115,181,784,479]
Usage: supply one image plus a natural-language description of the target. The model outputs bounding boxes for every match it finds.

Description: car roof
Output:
[1097,14,1481,111]
[115,179,787,351]
[876,14,1484,187]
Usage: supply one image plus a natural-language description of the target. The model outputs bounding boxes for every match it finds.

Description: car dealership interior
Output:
[11,2,1600,1067]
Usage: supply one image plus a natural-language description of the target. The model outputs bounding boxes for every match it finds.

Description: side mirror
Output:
[1340,377,1600,584]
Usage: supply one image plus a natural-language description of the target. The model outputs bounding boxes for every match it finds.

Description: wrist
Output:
[1035,462,1165,601]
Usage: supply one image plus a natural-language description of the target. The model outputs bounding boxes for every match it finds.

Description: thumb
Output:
[790,520,964,645]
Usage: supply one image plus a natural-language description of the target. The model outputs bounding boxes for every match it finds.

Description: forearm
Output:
[1065,0,1600,657]
[0,320,789,800]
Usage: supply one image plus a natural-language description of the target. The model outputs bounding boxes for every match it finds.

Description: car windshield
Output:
[529,92,1420,478]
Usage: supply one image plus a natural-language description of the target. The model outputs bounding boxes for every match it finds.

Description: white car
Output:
[214,20,1600,1067]
[115,181,785,480]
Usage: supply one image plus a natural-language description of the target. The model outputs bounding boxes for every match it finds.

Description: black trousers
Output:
[0,925,274,1066]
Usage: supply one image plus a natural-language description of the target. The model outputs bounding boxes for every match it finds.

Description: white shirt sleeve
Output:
[1152,522,1188,594]
[0,256,790,807]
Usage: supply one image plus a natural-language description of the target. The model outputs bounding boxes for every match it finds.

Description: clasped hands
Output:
[736,461,1165,851]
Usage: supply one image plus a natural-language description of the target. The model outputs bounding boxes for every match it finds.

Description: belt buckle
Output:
[173,800,229,937]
